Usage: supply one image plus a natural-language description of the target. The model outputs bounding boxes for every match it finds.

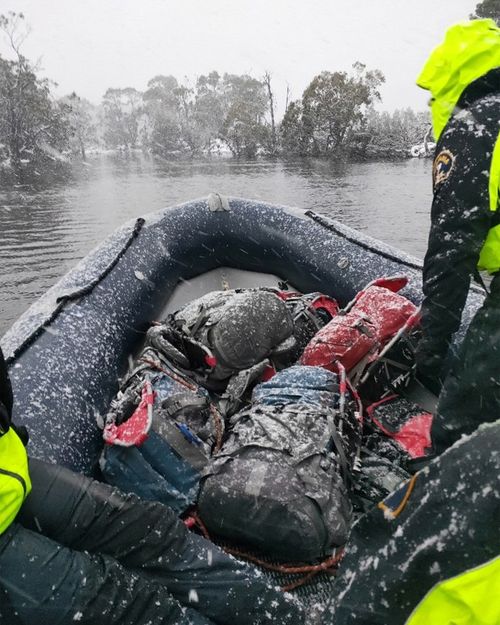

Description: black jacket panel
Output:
[0,348,13,432]
[417,83,500,379]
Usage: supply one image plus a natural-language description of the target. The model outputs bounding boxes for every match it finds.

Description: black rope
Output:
[305,211,423,270]
[305,210,486,296]
[55,218,146,305]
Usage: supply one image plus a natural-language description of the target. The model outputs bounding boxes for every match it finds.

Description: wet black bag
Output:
[147,288,337,394]
[149,289,296,391]
[197,366,360,561]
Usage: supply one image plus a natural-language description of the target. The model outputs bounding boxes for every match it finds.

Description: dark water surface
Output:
[0,155,432,336]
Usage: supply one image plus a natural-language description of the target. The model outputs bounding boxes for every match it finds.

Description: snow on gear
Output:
[4,191,497,618]
[356,327,419,404]
[197,365,360,562]
[150,289,295,390]
[349,399,414,513]
[99,350,216,514]
[98,288,337,515]
[349,442,411,515]
[429,278,500,454]
[103,379,154,447]
[217,359,275,418]
[300,277,419,385]
[343,315,436,482]
[149,288,337,392]
[273,290,339,360]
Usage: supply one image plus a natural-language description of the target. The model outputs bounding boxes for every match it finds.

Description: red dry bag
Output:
[300,277,418,376]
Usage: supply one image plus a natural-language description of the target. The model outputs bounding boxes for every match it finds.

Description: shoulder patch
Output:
[433,149,455,187]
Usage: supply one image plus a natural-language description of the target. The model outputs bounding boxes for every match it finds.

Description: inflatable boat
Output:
[1,195,485,475]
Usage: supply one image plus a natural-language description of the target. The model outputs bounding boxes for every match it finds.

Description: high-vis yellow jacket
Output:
[0,426,31,534]
[417,19,500,273]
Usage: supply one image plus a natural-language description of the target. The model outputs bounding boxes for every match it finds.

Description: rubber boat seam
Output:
[5,218,145,365]
[304,211,423,270]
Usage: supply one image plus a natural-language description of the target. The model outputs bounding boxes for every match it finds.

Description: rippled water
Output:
[0,154,432,336]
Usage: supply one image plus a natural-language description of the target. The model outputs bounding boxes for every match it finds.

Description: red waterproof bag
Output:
[300,277,418,374]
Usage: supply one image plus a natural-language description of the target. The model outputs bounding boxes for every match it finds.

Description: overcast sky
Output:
[0,0,478,116]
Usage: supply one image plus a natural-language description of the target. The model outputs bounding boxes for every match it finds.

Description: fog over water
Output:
[0,155,432,336]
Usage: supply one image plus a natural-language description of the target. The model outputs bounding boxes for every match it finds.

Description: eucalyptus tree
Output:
[219,73,269,158]
[280,101,308,155]
[102,87,143,149]
[263,72,277,155]
[280,63,384,158]
[470,0,500,24]
[362,107,430,158]
[142,75,186,156]
[193,71,227,154]
[60,92,97,159]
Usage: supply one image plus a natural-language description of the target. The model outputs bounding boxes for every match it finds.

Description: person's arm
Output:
[416,109,496,384]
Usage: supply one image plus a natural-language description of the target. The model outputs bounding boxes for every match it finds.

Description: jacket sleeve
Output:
[416,109,496,381]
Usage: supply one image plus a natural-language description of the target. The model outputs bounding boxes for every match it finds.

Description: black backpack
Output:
[147,288,337,392]
[197,365,360,561]
[148,289,295,391]
[99,350,216,514]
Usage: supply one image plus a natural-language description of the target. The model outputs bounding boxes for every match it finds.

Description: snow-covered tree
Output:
[470,0,500,24]
[0,12,70,173]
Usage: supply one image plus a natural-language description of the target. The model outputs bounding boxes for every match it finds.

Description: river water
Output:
[0,154,432,336]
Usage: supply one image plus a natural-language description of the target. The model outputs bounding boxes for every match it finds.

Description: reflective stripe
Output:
[405,556,500,625]
[489,131,500,212]
[0,428,31,534]
[478,132,500,272]
[478,223,500,272]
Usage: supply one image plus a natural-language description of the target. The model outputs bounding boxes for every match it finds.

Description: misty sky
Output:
[0,0,478,116]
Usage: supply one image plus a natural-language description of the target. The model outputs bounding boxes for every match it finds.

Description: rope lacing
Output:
[190,511,344,592]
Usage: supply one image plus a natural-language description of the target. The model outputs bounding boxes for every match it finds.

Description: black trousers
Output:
[432,272,500,453]
[0,458,303,625]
